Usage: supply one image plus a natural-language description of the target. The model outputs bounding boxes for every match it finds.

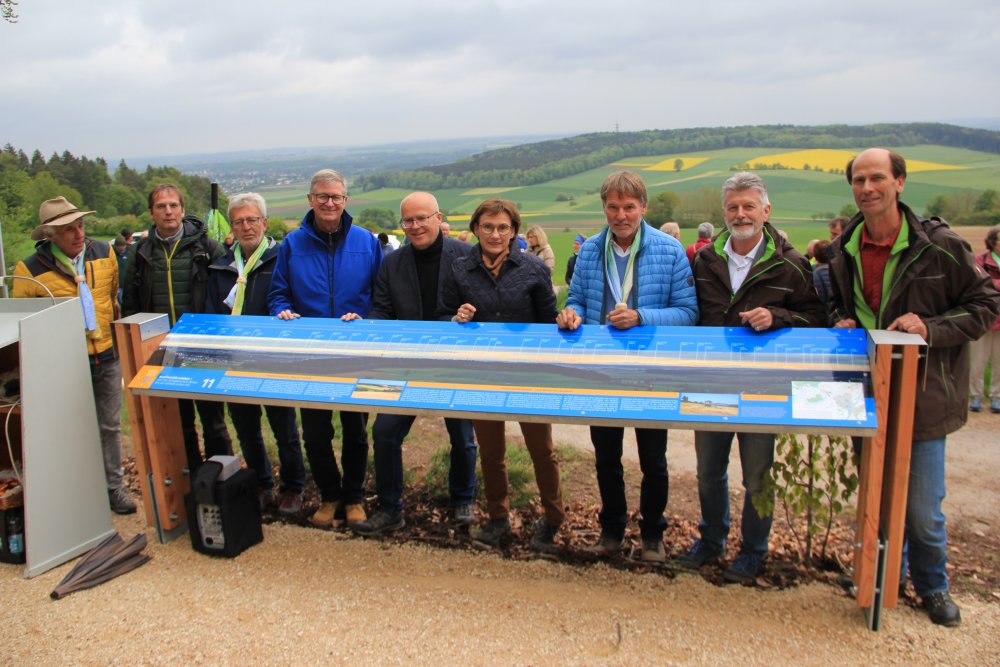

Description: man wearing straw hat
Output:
[12,196,136,514]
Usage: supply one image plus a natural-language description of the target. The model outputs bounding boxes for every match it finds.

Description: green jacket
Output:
[829,202,1000,439]
[122,216,225,324]
[692,222,825,329]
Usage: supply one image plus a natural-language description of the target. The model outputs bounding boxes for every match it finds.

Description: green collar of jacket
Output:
[842,212,910,329]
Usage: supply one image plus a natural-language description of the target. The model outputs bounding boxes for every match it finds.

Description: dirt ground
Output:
[2,411,997,665]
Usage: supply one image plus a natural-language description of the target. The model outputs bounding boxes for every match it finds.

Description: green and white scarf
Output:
[604,224,642,307]
[50,244,99,338]
[226,238,270,315]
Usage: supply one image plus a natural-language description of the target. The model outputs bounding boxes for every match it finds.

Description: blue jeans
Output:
[372,414,477,513]
[228,403,306,494]
[694,431,775,557]
[590,426,668,541]
[903,437,949,596]
[300,408,369,504]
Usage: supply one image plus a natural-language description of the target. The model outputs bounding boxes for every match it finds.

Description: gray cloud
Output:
[3,0,998,158]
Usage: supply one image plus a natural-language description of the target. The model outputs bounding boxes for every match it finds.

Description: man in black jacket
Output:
[205,192,305,515]
[348,192,478,534]
[122,184,231,471]
[678,171,824,583]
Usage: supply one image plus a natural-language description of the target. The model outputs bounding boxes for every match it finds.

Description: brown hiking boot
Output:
[309,500,341,528]
[344,503,367,526]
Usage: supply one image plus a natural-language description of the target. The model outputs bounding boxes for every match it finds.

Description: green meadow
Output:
[255,144,1000,286]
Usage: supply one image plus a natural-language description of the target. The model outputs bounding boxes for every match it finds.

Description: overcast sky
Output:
[3,0,998,161]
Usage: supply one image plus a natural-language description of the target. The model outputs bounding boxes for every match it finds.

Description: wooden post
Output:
[114,314,189,542]
[854,331,924,619]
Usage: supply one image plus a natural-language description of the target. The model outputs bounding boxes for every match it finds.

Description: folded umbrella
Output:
[50,531,151,600]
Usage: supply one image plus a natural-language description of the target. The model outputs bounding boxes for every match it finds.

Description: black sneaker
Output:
[108,487,137,515]
[351,509,405,536]
[674,539,722,570]
[529,517,559,553]
[921,591,962,627]
[470,517,512,548]
[723,552,765,584]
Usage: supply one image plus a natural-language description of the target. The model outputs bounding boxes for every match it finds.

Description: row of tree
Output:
[0,145,222,266]
[356,123,1000,192]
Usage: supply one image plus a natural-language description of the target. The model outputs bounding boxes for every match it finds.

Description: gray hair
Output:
[721,171,769,206]
[310,168,347,192]
[227,192,267,218]
[697,222,714,238]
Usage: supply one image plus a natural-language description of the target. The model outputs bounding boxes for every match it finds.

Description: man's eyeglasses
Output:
[400,212,440,229]
[311,193,347,205]
[231,216,263,227]
[479,223,513,236]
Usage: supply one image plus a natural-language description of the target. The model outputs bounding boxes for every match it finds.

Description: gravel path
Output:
[3,506,998,665]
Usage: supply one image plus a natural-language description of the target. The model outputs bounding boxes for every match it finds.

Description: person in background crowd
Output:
[557,171,698,563]
[811,239,833,305]
[969,224,1000,413]
[660,221,681,240]
[377,232,394,256]
[113,234,128,302]
[122,184,231,472]
[565,233,585,285]
[829,148,999,627]
[686,222,714,263]
[526,225,556,277]
[13,197,136,514]
[678,172,824,583]
[205,192,306,516]
[829,215,849,240]
[348,192,478,535]
[269,168,382,529]
[440,198,564,554]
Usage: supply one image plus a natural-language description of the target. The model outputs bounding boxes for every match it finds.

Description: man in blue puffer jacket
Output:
[269,169,382,529]
[557,171,698,563]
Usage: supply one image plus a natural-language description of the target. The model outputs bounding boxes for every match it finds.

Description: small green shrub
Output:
[753,433,858,564]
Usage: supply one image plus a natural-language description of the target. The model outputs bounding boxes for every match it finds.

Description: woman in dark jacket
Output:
[439,198,564,553]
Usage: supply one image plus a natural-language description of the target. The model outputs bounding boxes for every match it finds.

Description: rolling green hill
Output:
[263,143,1000,232]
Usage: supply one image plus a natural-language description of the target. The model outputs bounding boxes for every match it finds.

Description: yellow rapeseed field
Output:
[646,156,708,171]
[747,149,967,173]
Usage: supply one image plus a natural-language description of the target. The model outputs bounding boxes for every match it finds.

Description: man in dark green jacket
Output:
[679,171,824,584]
[122,184,231,471]
[829,148,999,627]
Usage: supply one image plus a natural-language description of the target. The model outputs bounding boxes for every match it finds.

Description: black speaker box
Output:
[185,467,263,558]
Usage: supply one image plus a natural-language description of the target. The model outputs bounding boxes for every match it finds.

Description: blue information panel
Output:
[129,314,877,435]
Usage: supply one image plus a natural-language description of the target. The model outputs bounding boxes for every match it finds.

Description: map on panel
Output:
[129,314,877,435]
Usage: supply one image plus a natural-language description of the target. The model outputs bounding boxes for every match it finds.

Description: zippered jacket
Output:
[829,203,1000,439]
[369,236,471,321]
[975,250,1000,331]
[565,221,698,326]
[13,238,118,356]
[439,240,557,324]
[122,216,224,324]
[267,210,382,318]
[205,240,280,317]
[692,222,825,329]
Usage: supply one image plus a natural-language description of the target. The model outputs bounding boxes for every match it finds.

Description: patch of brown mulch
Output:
[121,447,998,603]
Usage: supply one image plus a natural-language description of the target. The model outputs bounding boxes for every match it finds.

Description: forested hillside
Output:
[356,123,1000,191]
[0,145,220,267]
